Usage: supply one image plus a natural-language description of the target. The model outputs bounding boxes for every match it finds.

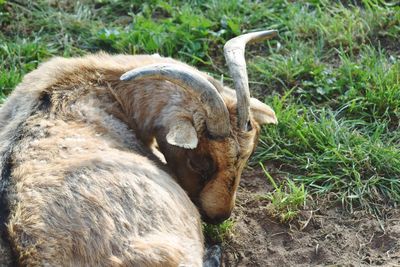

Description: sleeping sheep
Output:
[0,30,277,266]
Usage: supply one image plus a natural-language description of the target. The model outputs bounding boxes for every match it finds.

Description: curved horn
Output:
[120,63,230,137]
[224,30,278,130]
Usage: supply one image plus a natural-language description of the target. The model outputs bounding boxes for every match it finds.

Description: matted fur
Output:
[0,53,276,266]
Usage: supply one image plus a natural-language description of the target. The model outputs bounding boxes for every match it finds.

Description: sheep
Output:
[0,30,277,266]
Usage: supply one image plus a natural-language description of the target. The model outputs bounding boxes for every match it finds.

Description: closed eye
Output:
[187,157,216,180]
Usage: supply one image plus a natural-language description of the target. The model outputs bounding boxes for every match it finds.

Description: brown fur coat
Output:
[0,54,204,266]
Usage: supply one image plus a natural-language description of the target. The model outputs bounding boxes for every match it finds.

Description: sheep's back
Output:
[6,112,202,266]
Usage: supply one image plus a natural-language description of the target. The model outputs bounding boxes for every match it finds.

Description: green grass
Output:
[250,2,400,214]
[1,0,399,218]
[203,219,234,244]
[260,163,307,222]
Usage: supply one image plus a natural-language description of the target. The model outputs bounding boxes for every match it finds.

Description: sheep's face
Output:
[156,98,276,224]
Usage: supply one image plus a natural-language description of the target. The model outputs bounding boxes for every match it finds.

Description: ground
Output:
[219,167,400,267]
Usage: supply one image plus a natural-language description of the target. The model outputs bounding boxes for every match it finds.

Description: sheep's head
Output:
[121,30,278,224]
[154,96,276,225]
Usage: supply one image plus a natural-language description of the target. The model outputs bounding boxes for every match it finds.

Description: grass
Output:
[1,0,399,220]
[203,219,235,244]
[251,2,400,215]
[260,163,307,222]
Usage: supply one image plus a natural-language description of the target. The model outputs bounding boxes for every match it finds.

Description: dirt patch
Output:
[219,166,400,266]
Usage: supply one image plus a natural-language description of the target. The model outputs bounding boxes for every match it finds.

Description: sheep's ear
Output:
[250,98,278,125]
[219,87,277,125]
[166,120,198,149]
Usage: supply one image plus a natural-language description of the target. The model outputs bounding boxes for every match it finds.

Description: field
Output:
[1,0,400,266]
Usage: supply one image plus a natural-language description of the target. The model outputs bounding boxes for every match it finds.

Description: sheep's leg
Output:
[203,245,222,267]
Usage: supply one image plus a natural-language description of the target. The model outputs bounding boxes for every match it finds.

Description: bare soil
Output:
[219,166,400,267]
